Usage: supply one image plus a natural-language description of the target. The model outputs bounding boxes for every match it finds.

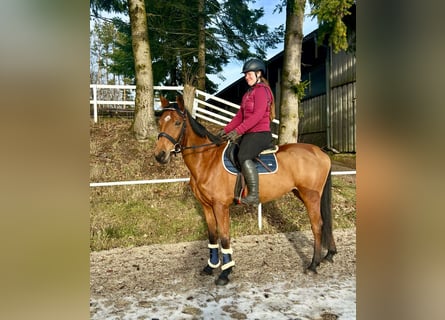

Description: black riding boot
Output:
[240,160,259,205]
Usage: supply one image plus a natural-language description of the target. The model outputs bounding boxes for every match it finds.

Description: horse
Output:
[154,95,337,285]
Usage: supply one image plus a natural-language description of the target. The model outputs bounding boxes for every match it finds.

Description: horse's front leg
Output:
[199,204,220,276]
[213,203,234,286]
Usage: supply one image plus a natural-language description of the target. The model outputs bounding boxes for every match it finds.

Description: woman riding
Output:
[220,58,275,205]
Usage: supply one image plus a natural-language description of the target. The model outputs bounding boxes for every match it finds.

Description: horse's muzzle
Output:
[154,150,170,164]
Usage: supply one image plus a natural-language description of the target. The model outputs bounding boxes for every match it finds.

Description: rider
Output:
[220,58,275,205]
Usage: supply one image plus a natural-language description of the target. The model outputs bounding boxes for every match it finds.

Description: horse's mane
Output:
[186,109,222,145]
[166,102,222,145]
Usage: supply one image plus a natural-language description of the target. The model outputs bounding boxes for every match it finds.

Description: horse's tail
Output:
[321,168,333,249]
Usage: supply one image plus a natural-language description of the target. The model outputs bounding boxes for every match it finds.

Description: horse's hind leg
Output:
[322,221,337,263]
[298,189,324,273]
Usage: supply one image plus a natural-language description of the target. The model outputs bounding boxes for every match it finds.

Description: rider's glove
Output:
[217,129,228,140]
[226,130,241,142]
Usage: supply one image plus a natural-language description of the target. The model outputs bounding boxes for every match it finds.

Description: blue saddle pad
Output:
[222,143,278,175]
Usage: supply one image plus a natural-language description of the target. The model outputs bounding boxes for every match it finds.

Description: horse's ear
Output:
[160,96,169,108]
[176,95,185,111]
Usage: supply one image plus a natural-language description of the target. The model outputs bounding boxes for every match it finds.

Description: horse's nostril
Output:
[155,151,168,164]
[155,151,163,161]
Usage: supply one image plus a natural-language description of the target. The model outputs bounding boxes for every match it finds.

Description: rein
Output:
[157,107,218,154]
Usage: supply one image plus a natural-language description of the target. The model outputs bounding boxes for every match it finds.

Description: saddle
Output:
[222,142,279,204]
[222,142,279,175]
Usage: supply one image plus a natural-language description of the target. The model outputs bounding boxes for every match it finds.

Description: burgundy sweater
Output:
[224,82,273,135]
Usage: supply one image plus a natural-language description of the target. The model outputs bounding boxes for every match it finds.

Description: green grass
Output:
[90,184,208,251]
[90,178,355,251]
[331,175,357,228]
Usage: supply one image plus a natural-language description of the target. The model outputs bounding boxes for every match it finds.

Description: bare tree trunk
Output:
[128,0,155,141]
[279,0,305,144]
[197,0,206,92]
[183,84,196,114]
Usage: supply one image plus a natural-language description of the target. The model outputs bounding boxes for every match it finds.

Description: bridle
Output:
[157,106,218,154]
[157,107,187,154]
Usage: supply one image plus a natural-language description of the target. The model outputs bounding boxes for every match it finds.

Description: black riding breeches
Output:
[237,131,273,164]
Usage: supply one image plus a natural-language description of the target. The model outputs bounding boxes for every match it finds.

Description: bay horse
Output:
[154,95,337,285]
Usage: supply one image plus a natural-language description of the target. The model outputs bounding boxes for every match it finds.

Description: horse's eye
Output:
[175,120,182,126]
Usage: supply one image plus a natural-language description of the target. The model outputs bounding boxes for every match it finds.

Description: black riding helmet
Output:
[242,58,266,75]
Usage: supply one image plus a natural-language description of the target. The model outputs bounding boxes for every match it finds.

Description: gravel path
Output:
[90,228,356,319]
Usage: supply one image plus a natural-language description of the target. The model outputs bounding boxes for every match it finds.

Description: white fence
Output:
[90,84,183,123]
[89,84,280,138]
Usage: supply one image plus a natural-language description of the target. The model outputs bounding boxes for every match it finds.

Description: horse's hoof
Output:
[215,276,229,286]
[305,265,318,274]
[323,254,334,263]
[200,265,213,276]
[215,267,232,285]
[323,250,337,263]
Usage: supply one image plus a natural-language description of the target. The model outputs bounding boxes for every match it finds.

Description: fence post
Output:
[258,203,262,230]
[92,84,98,123]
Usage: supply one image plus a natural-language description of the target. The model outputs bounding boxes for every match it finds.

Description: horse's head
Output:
[154,95,187,164]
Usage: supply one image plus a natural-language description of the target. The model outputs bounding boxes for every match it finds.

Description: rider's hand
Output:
[217,129,228,140]
[226,130,241,142]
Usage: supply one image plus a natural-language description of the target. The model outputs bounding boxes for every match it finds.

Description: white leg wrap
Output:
[207,259,221,268]
[208,243,220,268]
[221,247,235,270]
[221,260,235,270]
[221,247,233,255]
